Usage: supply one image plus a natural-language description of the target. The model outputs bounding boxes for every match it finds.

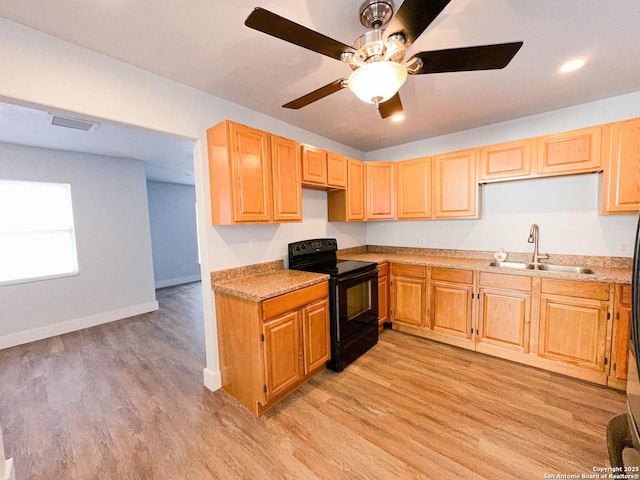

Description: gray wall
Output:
[147,180,200,288]
[0,142,157,349]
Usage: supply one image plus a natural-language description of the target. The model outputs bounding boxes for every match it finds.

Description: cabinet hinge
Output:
[263,384,267,393]
[261,333,265,342]
[605,358,608,366]
[471,293,474,299]
[607,312,611,320]
[616,312,620,320]
[613,363,617,371]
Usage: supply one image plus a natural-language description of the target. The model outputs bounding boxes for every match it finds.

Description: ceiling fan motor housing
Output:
[359,0,394,29]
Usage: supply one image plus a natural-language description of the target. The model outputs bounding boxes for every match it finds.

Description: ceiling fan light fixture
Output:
[347,61,407,104]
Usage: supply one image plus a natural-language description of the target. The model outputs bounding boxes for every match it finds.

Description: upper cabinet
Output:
[365,162,396,220]
[433,149,479,219]
[208,120,273,224]
[301,146,348,190]
[271,135,303,222]
[536,126,602,175]
[479,139,533,182]
[207,120,301,225]
[396,157,432,220]
[601,118,640,214]
[328,158,365,221]
[327,153,348,189]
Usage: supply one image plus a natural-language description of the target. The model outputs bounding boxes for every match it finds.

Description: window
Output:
[0,180,79,285]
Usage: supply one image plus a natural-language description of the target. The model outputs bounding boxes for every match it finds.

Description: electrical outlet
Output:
[618,240,631,254]
[249,237,258,250]
[418,237,426,247]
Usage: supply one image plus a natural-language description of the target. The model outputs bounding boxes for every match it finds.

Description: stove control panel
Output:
[288,238,337,258]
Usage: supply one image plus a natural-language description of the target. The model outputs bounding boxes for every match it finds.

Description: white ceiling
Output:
[0,0,639,177]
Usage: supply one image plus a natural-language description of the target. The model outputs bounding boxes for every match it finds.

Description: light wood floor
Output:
[0,282,626,479]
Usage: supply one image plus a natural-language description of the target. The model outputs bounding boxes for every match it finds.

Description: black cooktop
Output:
[288,239,377,277]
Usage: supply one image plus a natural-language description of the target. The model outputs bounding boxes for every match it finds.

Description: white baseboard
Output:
[3,458,14,480]
[0,301,159,350]
[203,368,222,392]
[155,274,201,289]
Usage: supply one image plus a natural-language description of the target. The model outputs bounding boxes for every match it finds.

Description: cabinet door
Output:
[229,122,273,222]
[366,162,396,220]
[478,288,531,352]
[302,298,331,373]
[430,281,473,339]
[396,157,432,219]
[610,284,632,385]
[301,145,327,186]
[378,264,390,327]
[538,295,608,373]
[271,135,302,222]
[433,149,479,218]
[601,119,640,214]
[479,139,532,181]
[536,126,602,175]
[263,310,303,398]
[327,153,348,189]
[392,276,425,327]
[347,159,365,220]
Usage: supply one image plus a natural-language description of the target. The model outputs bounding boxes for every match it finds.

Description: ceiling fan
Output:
[245,0,523,119]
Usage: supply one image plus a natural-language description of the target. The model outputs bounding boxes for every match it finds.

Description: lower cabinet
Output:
[377,263,390,328]
[389,263,621,388]
[609,284,632,388]
[390,264,427,328]
[216,281,330,416]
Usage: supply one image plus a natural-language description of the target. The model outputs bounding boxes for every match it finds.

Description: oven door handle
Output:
[336,268,378,284]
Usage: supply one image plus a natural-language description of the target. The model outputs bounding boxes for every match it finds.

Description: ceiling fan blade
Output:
[383,0,451,48]
[245,7,355,61]
[379,93,403,119]
[283,79,347,109]
[408,42,524,74]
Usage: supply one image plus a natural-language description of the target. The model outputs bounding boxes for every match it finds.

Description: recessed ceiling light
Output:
[391,113,405,122]
[560,59,586,73]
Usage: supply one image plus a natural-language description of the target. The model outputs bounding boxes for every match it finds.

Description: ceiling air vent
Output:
[50,115,99,132]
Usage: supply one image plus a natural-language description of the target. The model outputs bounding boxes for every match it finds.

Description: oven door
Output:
[334,268,379,343]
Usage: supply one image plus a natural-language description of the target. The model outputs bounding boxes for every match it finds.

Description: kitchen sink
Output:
[487,261,597,275]
[487,261,535,270]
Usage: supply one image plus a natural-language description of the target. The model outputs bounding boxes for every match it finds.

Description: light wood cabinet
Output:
[366,162,396,220]
[301,145,327,187]
[536,126,602,175]
[609,284,632,389]
[601,118,640,214]
[208,120,273,224]
[396,157,432,219]
[328,159,365,221]
[391,264,426,328]
[479,139,533,182]
[429,268,475,350]
[477,272,532,356]
[433,149,479,218]
[215,281,329,416]
[538,278,610,384]
[271,135,302,222]
[378,263,390,328]
[327,153,348,189]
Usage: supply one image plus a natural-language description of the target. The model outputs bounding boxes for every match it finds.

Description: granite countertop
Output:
[211,260,329,302]
[338,251,632,284]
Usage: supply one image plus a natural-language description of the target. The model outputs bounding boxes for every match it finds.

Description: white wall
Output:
[365,94,640,257]
[0,142,158,349]
[147,181,201,288]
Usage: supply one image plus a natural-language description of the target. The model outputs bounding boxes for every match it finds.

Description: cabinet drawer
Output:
[263,282,328,320]
[431,268,473,284]
[392,263,427,278]
[378,262,389,277]
[541,278,609,301]
[622,284,632,306]
[480,272,532,291]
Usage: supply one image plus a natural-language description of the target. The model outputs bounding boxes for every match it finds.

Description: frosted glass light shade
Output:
[348,61,408,104]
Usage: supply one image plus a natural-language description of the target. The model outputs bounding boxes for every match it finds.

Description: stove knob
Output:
[295,245,301,251]
[301,244,306,250]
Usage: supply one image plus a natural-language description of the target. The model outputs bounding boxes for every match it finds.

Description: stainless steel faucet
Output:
[527,224,549,264]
